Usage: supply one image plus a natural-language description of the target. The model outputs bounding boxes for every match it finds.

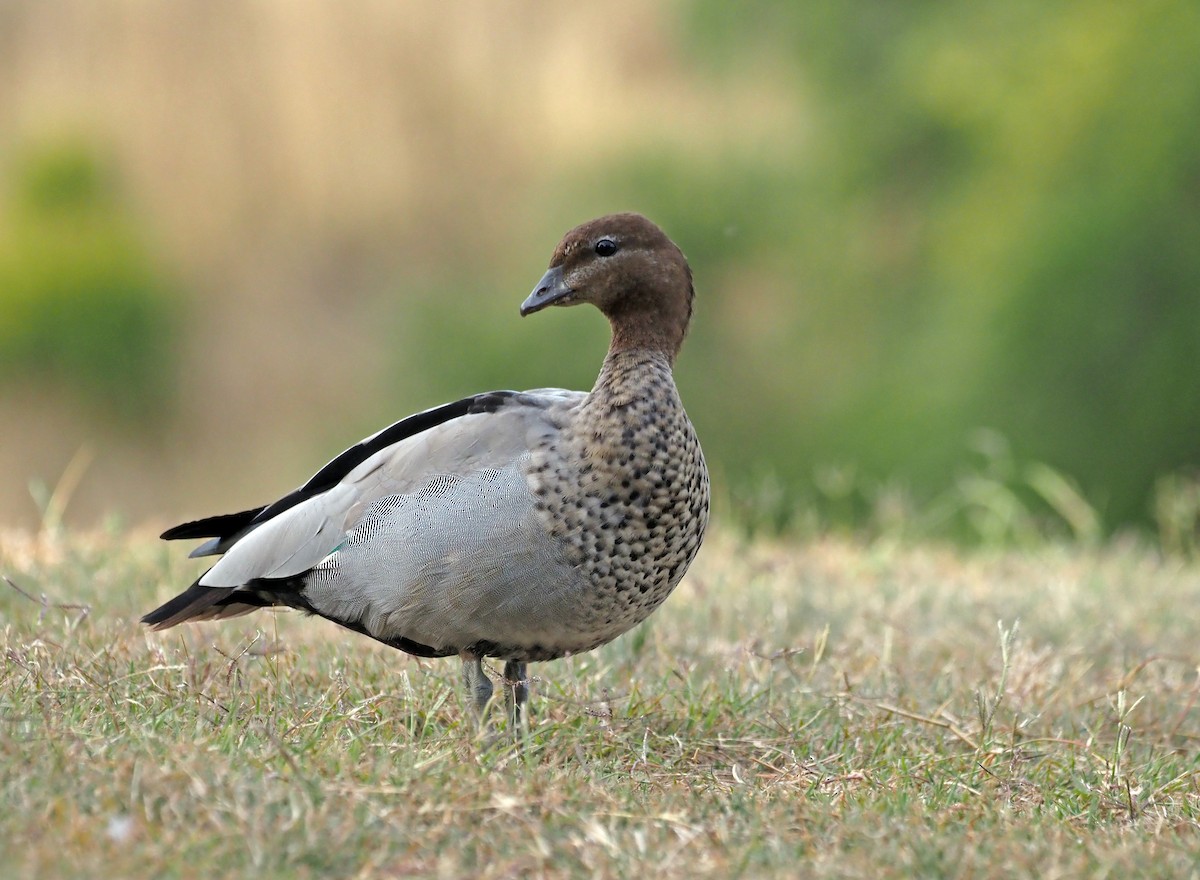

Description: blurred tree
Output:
[641,0,1200,529]
[0,141,179,424]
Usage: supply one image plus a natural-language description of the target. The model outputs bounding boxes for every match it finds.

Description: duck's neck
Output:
[588,346,678,410]
[607,307,686,360]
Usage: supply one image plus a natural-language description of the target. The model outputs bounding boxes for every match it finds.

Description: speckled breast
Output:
[522,360,710,658]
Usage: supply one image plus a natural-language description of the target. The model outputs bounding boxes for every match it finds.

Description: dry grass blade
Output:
[1,529,1199,879]
[4,574,91,623]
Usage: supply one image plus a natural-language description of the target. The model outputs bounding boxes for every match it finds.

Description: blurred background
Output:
[1,0,1198,543]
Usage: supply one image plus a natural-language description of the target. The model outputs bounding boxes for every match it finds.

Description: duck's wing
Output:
[163,392,523,557]
[146,388,583,624]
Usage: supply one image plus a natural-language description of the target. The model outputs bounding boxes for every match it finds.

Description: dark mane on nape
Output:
[682,257,695,336]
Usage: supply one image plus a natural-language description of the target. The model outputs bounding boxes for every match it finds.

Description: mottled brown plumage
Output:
[145,212,709,728]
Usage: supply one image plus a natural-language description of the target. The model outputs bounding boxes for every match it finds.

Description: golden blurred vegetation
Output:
[1,0,1198,541]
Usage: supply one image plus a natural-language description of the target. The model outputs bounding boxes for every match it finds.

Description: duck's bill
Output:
[520,266,573,316]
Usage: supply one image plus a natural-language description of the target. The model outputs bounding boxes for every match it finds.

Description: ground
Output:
[2,526,1198,878]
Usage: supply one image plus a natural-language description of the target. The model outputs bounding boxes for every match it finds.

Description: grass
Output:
[2,525,1199,878]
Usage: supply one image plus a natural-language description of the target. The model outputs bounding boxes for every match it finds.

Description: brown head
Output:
[521,213,695,360]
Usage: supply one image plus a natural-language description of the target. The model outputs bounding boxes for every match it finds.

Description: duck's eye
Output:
[594,238,618,257]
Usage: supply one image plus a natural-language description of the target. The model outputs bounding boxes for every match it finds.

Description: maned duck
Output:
[143,212,710,727]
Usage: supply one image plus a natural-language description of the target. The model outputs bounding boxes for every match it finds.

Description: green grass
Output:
[2,526,1199,878]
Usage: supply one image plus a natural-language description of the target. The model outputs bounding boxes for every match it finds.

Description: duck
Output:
[143,212,710,727]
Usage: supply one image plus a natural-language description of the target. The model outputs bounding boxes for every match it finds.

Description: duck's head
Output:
[521,213,694,359]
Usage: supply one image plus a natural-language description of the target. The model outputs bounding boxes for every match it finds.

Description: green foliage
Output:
[604,0,1200,533]
[725,428,1110,548]
[1153,471,1200,558]
[0,140,178,422]
[393,272,610,405]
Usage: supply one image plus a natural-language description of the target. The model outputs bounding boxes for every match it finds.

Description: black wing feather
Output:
[160,507,265,541]
[140,578,237,628]
[158,390,519,551]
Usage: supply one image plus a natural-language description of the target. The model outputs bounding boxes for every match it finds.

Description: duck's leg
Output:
[461,653,494,717]
[502,659,529,729]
